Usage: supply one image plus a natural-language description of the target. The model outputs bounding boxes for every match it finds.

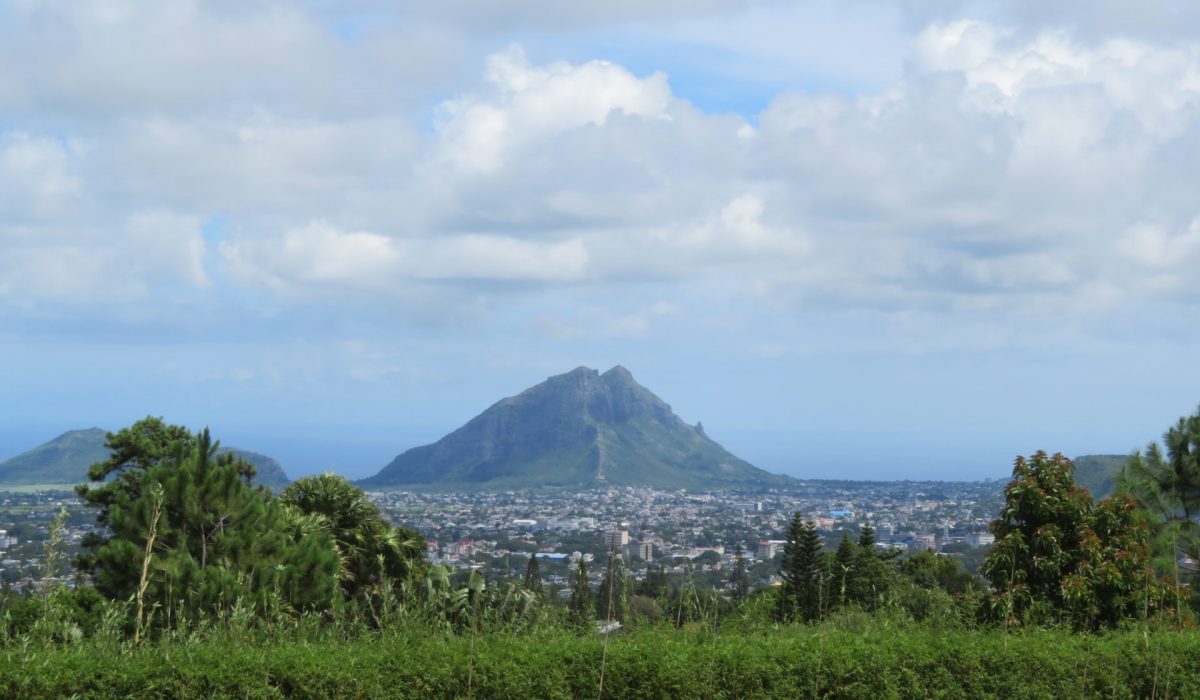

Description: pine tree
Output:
[79,422,341,623]
[858,524,875,549]
[523,554,542,597]
[777,511,824,622]
[730,544,749,605]
[568,555,593,631]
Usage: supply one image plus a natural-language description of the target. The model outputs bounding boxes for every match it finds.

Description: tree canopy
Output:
[983,451,1175,629]
[77,419,343,622]
[279,473,426,601]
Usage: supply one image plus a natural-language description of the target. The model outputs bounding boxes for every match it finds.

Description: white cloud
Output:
[1,4,1200,355]
[0,210,207,302]
[434,45,673,173]
[220,221,590,294]
[0,133,84,222]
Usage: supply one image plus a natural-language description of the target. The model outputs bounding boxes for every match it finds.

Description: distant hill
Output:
[359,365,794,491]
[0,428,111,485]
[1073,454,1130,500]
[0,429,291,490]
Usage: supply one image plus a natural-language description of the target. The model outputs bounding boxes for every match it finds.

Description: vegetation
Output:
[982,451,1176,630]
[5,416,1200,697]
[1121,405,1200,582]
[3,625,1200,699]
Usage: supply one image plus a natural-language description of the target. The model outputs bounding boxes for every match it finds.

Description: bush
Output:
[2,625,1198,699]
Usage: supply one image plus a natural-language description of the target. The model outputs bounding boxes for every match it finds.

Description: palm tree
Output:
[280,473,426,599]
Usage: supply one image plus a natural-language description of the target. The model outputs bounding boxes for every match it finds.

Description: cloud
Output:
[1,3,1199,357]
[220,221,590,294]
[0,133,85,222]
[434,45,673,173]
[0,210,207,302]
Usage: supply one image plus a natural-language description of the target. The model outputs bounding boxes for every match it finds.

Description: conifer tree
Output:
[523,554,542,597]
[79,421,341,623]
[777,511,824,622]
[1121,406,1200,577]
[568,555,593,630]
[832,533,855,609]
[858,524,875,549]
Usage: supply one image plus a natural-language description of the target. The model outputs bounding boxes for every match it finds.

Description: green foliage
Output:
[596,549,628,623]
[983,451,1176,629]
[523,554,542,597]
[77,420,341,626]
[568,556,593,630]
[3,625,1200,698]
[900,551,976,597]
[280,473,425,601]
[1121,406,1200,580]
[776,511,824,622]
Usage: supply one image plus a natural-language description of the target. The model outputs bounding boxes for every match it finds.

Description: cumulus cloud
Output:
[2,2,1200,355]
[434,45,673,173]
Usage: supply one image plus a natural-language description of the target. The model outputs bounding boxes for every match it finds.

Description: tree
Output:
[1120,406,1200,578]
[279,473,426,600]
[900,551,976,596]
[832,533,855,609]
[730,544,749,605]
[858,524,875,550]
[596,548,628,623]
[568,555,593,630]
[777,511,824,622]
[523,554,542,597]
[983,451,1175,629]
[78,421,341,623]
[847,525,895,610]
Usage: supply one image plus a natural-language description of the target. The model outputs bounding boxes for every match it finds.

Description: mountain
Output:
[1073,454,1130,500]
[360,365,793,491]
[0,428,111,485]
[0,429,291,490]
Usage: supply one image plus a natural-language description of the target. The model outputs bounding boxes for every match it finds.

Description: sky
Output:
[3,0,1200,481]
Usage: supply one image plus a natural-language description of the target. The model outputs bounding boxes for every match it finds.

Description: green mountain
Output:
[1073,454,1130,500]
[359,366,794,491]
[0,428,112,485]
[0,429,291,490]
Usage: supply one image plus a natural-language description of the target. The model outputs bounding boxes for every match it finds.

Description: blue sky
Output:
[2,0,1200,481]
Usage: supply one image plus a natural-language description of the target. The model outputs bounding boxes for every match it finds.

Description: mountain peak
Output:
[360,366,795,490]
[602,365,635,383]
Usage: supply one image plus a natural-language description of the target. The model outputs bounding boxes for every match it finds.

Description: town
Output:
[1,480,1004,596]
